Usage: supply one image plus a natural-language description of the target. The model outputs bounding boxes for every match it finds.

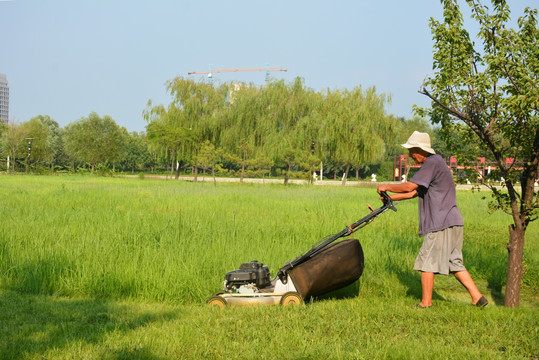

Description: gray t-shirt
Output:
[410,154,463,237]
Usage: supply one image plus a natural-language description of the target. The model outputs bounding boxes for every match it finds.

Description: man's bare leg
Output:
[454,270,482,304]
[420,271,435,307]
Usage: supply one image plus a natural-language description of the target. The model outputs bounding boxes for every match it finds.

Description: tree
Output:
[168,78,229,180]
[144,102,195,178]
[1,121,28,173]
[120,130,152,173]
[223,140,253,183]
[219,84,265,182]
[34,115,67,170]
[322,87,394,185]
[21,117,53,171]
[416,0,538,307]
[245,156,274,182]
[64,112,126,172]
[261,78,321,185]
[195,140,223,185]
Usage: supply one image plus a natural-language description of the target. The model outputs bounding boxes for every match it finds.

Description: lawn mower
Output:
[206,191,397,307]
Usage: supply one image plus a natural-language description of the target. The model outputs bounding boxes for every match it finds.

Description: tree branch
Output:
[419,86,506,172]
[419,87,478,131]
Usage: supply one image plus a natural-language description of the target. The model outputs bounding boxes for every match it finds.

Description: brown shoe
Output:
[475,296,488,308]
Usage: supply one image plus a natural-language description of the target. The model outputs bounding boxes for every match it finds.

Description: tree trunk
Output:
[175,160,181,180]
[194,163,198,182]
[284,162,292,185]
[502,168,535,307]
[240,150,246,183]
[505,224,526,307]
[10,147,16,174]
[341,163,350,186]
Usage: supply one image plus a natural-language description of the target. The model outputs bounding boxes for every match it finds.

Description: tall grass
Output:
[0,175,537,306]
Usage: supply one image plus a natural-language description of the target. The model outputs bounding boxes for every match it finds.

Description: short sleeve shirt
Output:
[409,154,463,237]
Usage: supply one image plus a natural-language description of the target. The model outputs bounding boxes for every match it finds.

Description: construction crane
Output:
[188,65,287,84]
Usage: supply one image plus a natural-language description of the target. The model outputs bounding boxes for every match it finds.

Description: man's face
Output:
[408,148,428,164]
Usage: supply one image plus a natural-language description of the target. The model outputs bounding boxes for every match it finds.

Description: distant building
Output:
[0,73,9,124]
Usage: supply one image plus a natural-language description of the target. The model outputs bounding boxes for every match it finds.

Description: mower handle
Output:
[277,190,397,282]
[379,191,397,213]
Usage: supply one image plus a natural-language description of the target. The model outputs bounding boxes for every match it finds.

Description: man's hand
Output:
[376,182,419,202]
[377,186,391,204]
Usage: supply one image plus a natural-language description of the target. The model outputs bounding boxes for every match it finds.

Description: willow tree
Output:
[416,0,538,307]
[262,78,321,184]
[322,87,392,185]
[144,102,195,178]
[165,78,229,180]
[219,84,264,181]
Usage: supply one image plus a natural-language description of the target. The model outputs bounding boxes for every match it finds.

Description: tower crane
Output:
[188,65,287,84]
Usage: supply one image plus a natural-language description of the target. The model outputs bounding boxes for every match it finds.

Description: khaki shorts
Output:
[413,226,466,275]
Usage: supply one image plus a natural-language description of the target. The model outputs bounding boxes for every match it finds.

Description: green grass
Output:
[0,175,537,359]
[0,290,537,359]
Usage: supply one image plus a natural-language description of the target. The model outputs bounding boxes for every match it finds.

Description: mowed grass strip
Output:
[0,289,537,360]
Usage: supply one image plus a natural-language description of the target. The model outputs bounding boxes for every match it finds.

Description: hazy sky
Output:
[0,0,534,132]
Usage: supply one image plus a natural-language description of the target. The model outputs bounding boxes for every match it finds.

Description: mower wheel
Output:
[206,295,228,308]
[280,292,304,306]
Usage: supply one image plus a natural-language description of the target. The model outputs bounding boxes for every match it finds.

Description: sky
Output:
[0,0,534,133]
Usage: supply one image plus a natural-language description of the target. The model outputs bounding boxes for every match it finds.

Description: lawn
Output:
[0,175,537,359]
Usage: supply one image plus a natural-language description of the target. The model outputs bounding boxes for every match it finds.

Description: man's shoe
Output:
[474,296,488,308]
[414,303,432,308]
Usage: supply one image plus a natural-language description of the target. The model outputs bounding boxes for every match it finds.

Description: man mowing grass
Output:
[377,131,488,308]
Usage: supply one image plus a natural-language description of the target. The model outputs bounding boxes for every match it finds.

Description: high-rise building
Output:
[0,73,9,123]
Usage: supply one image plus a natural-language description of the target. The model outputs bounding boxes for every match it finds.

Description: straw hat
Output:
[401,131,435,154]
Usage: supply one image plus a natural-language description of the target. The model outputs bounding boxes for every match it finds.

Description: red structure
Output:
[393,155,530,183]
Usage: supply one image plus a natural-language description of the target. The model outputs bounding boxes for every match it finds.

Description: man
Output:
[377,131,488,308]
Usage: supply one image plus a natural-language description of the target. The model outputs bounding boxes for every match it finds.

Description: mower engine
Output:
[224,261,271,293]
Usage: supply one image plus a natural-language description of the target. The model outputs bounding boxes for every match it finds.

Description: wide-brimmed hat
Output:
[401,131,435,154]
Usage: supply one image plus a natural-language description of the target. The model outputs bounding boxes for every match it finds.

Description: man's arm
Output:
[377,182,419,201]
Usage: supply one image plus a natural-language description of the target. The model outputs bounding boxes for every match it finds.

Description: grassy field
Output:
[0,175,537,359]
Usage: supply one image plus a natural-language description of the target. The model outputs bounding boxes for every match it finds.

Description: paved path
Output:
[124,174,504,190]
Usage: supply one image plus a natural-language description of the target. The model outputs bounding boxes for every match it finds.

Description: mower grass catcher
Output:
[206,192,397,308]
